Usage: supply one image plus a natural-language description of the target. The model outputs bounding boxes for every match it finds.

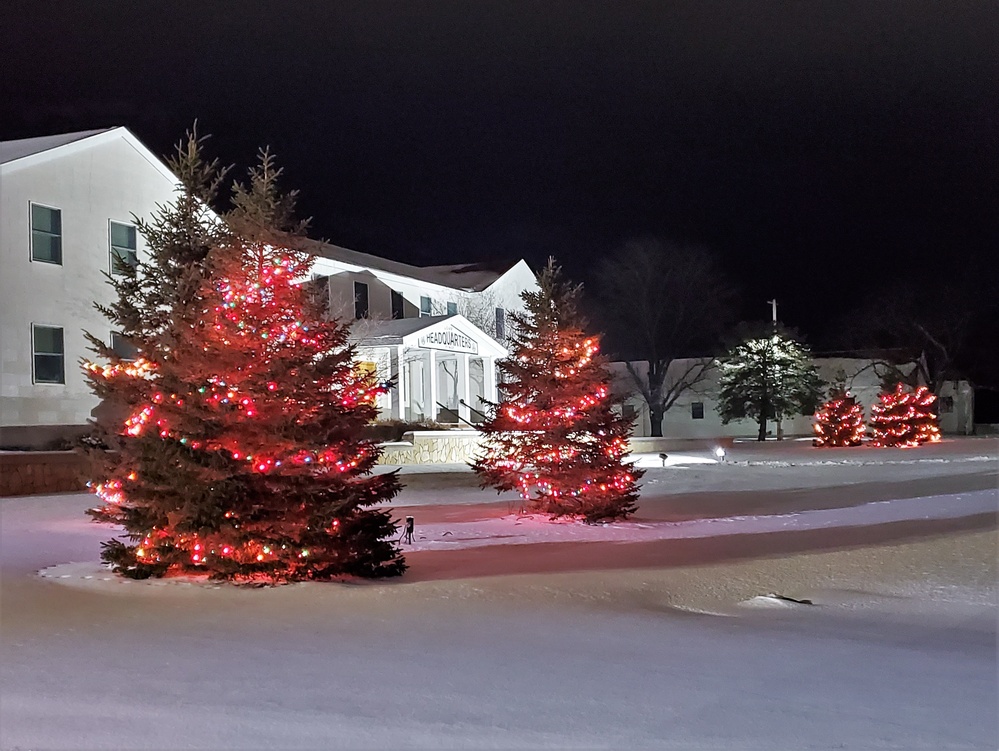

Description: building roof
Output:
[350,316,453,345]
[1,128,530,295]
[0,126,179,184]
[311,240,521,292]
[0,127,117,164]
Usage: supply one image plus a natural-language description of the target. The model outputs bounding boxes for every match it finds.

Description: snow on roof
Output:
[312,241,519,292]
[0,127,116,164]
[419,260,523,292]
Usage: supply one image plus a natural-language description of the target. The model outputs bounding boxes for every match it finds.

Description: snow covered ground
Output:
[1,438,996,749]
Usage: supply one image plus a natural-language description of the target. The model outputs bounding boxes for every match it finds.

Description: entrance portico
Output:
[352,315,507,424]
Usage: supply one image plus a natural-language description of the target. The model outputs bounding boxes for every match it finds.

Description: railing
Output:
[435,401,477,428]
[459,398,489,424]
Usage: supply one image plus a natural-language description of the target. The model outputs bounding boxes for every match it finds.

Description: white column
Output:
[483,356,497,406]
[395,345,406,420]
[425,349,437,422]
[458,352,471,423]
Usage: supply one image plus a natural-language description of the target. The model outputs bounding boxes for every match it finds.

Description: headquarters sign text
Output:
[417,326,479,355]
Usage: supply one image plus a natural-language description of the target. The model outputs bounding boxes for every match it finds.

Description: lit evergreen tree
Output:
[471,259,642,522]
[812,385,866,447]
[869,383,941,448]
[84,131,406,581]
[716,329,824,441]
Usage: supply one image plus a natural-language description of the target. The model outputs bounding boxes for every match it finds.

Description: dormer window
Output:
[354,281,369,319]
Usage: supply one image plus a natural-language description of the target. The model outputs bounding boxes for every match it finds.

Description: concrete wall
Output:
[0,451,88,496]
[0,132,178,431]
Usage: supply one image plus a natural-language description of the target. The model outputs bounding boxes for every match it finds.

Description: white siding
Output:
[0,133,178,428]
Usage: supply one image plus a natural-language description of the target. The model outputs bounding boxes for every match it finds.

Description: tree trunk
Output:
[757,414,768,441]
[650,402,665,437]
[776,419,784,441]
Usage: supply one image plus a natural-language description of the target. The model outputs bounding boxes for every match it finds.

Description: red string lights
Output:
[869,383,942,448]
[472,260,641,523]
[84,143,405,581]
[812,389,866,447]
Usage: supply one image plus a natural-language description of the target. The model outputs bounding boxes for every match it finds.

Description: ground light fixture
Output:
[714,446,726,462]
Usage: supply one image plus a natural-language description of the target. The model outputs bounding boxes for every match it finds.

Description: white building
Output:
[1,127,180,448]
[307,246,536,424]
[614,357,975,440]
[0,127,535,447]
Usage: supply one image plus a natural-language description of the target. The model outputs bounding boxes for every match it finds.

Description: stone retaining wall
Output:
[1,433,744,496]
[376,431,735,465]
[0,451,89,497]
[378,430,484,465]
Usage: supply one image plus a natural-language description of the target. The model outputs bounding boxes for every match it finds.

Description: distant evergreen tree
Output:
[869,383,941,448]
[471,259,642,522]
[84,130,405,581]
[716,329,824,441]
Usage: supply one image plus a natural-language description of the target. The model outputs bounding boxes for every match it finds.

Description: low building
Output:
[0,127,535,447]
[614,357,975,439]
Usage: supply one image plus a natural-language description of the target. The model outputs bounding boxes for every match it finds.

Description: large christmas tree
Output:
[812,386,866,447]
[869,382,941,448]
[471,260,642,522]
[717,328,824,441]
[84,132,405,581]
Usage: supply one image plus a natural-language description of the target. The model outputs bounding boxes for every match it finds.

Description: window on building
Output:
[495,307,506,339]
[691,402,705,419]
[110,221,138,274]
[938,396,954,414]
[420,296,432,318]
[111,332,139,361]
[31,204,62,264]
[391,290,405,319]
[354,281,369,319]
[32,324,65,384]
[622,404,637,422]
[447,301,457,316]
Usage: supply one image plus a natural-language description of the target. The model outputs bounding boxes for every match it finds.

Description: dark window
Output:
[354,281,369,319]
[420,296,432,318]
[391,290,405,319]
[31,204,62,264]
[495,307,506,339]
[110,221,138,274]
[691,402,705,419]
[447,301,457,316]
[32,324,65,384]
[622,404,637,421]
[111,332,139,361]
[938,396,954,413]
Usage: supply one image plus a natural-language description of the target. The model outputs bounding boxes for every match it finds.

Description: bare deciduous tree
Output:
[595,239,735,436]
[835,278,981,394]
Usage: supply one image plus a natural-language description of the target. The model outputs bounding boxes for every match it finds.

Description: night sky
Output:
[3,2,997,348]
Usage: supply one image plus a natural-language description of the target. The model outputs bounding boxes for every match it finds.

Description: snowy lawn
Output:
[1,438,996,749]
